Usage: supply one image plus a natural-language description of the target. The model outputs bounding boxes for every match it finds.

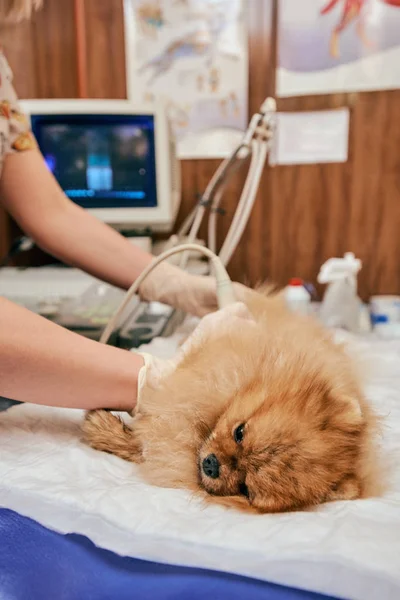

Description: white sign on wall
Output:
[273,109,350,165]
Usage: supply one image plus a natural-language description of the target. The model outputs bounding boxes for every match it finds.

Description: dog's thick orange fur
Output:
[83,286,379,513]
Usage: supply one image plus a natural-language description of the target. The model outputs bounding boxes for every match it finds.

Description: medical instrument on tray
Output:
[100,244,236,345]
[175,97,277,270]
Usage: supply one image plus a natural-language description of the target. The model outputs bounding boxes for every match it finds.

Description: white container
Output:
[318,252,362,333]
[370,295,400,325]
[284,278,311,315]
[373,322,400,339]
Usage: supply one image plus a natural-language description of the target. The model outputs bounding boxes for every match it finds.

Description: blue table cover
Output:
[0,508,340,600]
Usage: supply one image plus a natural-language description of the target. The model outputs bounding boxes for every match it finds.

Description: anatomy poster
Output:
[277,0,400,97]
[124,0,248,158]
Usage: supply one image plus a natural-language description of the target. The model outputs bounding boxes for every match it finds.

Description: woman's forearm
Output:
[0,297,143,410]
[1,150,226,320]
[1,150,154,290]
[35,200,153,290]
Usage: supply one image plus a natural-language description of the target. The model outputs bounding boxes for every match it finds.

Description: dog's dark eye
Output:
[239,483,249,498]
[234,423,245,444]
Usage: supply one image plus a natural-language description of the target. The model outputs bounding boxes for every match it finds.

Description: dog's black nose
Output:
[202,454,220,479]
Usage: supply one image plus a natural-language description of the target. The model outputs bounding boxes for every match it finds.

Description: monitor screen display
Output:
[31,114,158,209]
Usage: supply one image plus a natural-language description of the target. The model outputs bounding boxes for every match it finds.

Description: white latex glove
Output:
[132,302,255,415]
[138,260,252,318]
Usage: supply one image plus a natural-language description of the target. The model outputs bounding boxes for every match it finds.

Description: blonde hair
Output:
[0,0,42,23]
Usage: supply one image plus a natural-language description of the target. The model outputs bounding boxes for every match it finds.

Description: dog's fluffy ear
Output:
[329,392,364,431]
[343,394,363,422]
[326,476,361,502]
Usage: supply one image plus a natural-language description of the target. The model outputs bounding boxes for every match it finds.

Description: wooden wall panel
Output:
[269,94,351,292]
[240,0,274,285]
[272,88,400,299]
[83,0,127,99]
[0,0,78,258]
[0,0,77,99]
[0,19,36,99]
[1,0,400,300]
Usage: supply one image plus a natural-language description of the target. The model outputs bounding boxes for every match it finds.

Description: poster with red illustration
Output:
[277,0,400,97]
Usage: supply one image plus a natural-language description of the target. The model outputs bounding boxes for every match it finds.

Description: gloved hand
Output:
[132,302,255,415]
[138,260,253,318]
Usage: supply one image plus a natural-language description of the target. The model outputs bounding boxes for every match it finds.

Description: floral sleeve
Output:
[0,49,37,172]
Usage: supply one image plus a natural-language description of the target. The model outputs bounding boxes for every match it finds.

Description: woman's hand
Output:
[132,302,255,413]
[138,260,254,318]
[0,297,144,412]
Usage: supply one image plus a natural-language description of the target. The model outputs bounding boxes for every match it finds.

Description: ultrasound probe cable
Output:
[99,244,237,345]
[209,100,275,263]
[176,97,276,270]
[100,101,277,344]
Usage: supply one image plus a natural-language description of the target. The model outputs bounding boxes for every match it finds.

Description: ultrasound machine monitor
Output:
[20,99,181,232]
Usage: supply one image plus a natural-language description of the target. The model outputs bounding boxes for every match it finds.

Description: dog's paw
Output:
[82,410,112,444]
[82,410,143,463]
[83,409,114,434]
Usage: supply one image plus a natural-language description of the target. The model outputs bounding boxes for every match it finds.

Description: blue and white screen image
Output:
[31,114,158,209]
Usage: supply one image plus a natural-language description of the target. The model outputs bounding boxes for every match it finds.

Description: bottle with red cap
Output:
[284,278,311,315]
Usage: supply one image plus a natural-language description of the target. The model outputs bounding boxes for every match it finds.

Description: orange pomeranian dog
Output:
[83,286,378,514]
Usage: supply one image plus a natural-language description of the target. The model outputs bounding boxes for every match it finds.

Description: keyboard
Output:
[0,267,101,301]
[0,266,131,325]
[0,266,175,345]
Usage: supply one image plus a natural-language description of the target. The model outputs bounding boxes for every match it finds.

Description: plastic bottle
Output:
[317,252,362,332]
[284,278,311,315]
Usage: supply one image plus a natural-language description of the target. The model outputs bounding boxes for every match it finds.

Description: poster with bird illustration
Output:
[277,0,400,97]
[124,0,248,158]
